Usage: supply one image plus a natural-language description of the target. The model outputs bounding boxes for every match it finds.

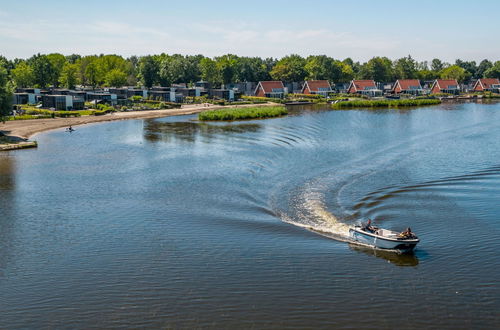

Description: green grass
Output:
[331,98,441,109]
[199,106,287,121]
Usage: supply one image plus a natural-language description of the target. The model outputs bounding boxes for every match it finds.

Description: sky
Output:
[0,0,499,62]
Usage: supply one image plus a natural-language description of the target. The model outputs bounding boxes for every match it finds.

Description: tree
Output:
[29,54,56,88]
[199,57,220,86]
[0,66,13,123]
[417,69,437,81]
[304,55,342,81]
[484,61,500,79]
[477,59,493,78]
[215,54,240,85]
[431,58,445,72]
[105,69,128,87]
[393,55,417,79]
[270,54,306,82]
[359,56,394,81]
[11,62,35,88]
[455,59,476,80]
[59,63,79,89]
[440,65,467,82]
[85,61,100,88]
[138,56,159,88]
[339,62,354,82]
[46,53,67,87]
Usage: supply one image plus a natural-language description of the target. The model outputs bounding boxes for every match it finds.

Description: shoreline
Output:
[0,103,277,141]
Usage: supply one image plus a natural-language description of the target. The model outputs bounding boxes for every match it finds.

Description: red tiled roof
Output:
[304,80,331,92]
[395,79,421,90]
[478,78,500,89]
[435,79,458,89]
[258,81,285,93]
[352,80,376,91]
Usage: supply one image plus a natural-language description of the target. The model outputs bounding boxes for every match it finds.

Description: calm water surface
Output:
[1,102,499,328]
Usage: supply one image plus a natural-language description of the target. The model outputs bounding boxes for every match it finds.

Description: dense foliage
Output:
[0,63,13,122]
[199,106,287,121]
[1,53,499,91]
[331,98,442,109]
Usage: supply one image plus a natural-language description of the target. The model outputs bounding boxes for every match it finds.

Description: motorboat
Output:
[349,224,419,253]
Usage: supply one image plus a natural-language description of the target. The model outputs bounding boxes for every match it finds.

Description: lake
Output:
[1,102,499,328]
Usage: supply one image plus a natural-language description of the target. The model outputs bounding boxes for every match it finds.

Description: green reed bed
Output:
[332,98,441,109]
[199,106,287,121]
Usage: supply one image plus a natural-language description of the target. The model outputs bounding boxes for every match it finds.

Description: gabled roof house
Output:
[347,80,382,96]
[430,79,460,94]
[254,81,287,98]
[301,80,333,96]
[392,79,423,94]
[473,78,500,92]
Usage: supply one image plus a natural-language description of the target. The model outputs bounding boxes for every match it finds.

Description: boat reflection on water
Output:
[348,244,419,267]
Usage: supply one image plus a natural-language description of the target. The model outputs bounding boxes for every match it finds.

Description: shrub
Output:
[199,106,287,121]
[331,98,441,109]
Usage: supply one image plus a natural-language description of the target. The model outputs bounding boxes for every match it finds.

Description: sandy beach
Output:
[0,103,276,140]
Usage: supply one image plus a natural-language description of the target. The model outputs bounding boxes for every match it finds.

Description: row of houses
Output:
[255,78,500,98]
[12,85,242,110]
[11,78,500,110]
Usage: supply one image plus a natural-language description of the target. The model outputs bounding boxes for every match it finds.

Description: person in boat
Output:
[363,219,375,232]
[399,227,414,239]
[67,125,74,132]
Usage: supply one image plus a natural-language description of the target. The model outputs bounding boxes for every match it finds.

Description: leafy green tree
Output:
[0,66,13,123]
[359,57,394,81]
[105,69,128,87]
[215,54,240,85]
[138,55,159,88]
[199,57,220,86]
[270,54,306,82]
[339,62,354,82]
[455,59,477,80]
[46,53,67,87]
[477,59,493,78]
[417,69,437,81]
[84,61,100,88]
[11,61,35,88]
[29,54,55,88]
[431,58,445,72]
[304,55,343,82]
[59,63,79,89]
[393,55,417,79]
[440,65,467,82]
[484,61,500,79]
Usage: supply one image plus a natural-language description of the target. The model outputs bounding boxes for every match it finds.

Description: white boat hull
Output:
[349,226,419,252]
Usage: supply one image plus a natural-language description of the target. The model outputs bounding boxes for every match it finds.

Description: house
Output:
[301,80,333,97]
[473,78,500,93]
[42,95,84,110]
[126,88,148,99]
[208,89,238,101]
[430,79,460,94]
[12,93,37,105]
[86,92,118,105]
[392,79,424,95]
[148,90,171,101]
[254,81,287,98]
[347,80,383,96]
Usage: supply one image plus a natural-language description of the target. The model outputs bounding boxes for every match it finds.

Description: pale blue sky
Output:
[1,0,499,62]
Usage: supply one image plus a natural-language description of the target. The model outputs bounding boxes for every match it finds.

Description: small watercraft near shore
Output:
[349,221,419,253]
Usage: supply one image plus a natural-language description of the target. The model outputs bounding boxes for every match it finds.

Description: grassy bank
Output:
[199,106,287,121]
[332,98,441,109]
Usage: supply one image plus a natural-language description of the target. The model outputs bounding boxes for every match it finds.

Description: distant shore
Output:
[0,103,277,141]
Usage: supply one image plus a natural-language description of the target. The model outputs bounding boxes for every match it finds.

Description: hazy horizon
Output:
[1,0,499,62]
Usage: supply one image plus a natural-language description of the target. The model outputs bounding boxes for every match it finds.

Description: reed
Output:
[331,98,441,109]
[199,106,287,121]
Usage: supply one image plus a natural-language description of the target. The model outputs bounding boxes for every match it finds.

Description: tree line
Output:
[1,53,500,91]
